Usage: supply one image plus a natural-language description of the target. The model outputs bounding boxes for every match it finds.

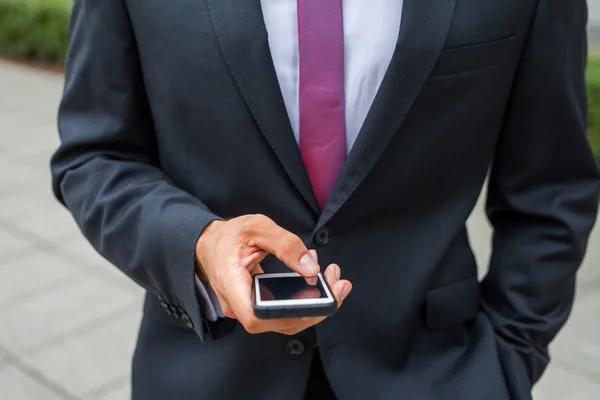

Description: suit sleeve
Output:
[51,0,219,341]
[481,0,600,394]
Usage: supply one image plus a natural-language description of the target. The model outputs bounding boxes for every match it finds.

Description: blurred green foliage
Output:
[0,0,71,64]
[587,58,600,165]
[0,0,598,165]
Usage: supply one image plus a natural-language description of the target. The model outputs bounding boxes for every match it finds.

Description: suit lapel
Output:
[206,0,456,222]
[317,0,457,227]
[206,0,320,214]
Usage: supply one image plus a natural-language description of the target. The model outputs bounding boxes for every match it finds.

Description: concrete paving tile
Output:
[94,384,131,400]
[0,346,9,365]
[0,155,43,189]
[3,138,59,161]
[0,192,45,218]
[0,227,34,257]
[53,235,106,269]
[466,186,492,278]
[0,251,84,307]
[466,216,492,279]
[0,63,63,127]
[2,129,60,158]
[7,199,81,243]
[578,225,600,293]
[590,0,600,26]
[0,168,54,207]
[546,293,600,379]
[0,119,60,150]
[22,311,141,398]
[0,179,58,210]
[82,376,130,400]
[0,155,79,241]
[53,236,144,295]
[533,365,600,400]
[0,365,64,400]
[0,276,139,352]
[55,235,110,267]
[3,146,59,172]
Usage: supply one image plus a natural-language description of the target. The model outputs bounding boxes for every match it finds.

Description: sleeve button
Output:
[181,313,194,329]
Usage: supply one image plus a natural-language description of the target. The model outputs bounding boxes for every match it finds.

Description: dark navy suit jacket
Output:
[51,0,600,399]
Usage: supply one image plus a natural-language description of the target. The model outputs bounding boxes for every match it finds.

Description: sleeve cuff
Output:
[195,275,225,321]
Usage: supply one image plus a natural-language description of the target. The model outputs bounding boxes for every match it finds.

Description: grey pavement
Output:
[0,46,599,399]
[591,0,600,25]
[0,62,142,399]
[589,0,600,52]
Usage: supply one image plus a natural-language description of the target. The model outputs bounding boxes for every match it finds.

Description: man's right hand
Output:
[195,214,352,336]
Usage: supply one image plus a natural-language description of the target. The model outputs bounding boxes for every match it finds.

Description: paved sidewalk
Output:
[0,59,599,399]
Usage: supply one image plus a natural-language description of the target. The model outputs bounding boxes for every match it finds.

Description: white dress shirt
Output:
[198,0,404,320]
[263,0,403,153]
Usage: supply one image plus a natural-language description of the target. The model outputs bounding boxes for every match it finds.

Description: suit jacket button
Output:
[314,227,331,246]
[160,301,173,315]
[285,339,306,356]
[167,305,177,317]
[181,313,194,329]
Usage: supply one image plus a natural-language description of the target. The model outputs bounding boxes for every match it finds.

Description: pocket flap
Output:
[426,275,480,329]
[431,35,520,76]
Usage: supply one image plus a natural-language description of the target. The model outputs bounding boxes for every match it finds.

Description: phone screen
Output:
[257,276,327,301]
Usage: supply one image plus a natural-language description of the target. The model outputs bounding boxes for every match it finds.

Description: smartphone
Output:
[253,272,337,319]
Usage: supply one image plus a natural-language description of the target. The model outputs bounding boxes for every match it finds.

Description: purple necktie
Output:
[298,0,346,210]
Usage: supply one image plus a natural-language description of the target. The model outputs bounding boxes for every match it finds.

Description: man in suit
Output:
[51,0,600,398]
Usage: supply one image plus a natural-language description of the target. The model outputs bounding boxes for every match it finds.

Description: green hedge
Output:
[586,59,600,166]
[0,0,71,64]
[0,0,599,165]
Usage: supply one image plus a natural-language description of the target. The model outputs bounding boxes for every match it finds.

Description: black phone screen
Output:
[257,276,327,301]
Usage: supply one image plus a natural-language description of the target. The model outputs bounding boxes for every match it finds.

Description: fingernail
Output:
[307,276,318,286]
[341,284,351,301]
[309,249,318,262]
[335,265,341,281]
[299,253,319,275]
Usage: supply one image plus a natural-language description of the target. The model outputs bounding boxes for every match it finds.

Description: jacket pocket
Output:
[431,35,520,77]
[425,275,480,329]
